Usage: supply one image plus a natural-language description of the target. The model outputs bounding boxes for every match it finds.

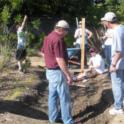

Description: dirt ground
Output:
[0,56,123,124]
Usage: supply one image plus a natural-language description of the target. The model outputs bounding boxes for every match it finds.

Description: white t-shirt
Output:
[104,29,113,46]
[89,54,105,74]
[17,26,26,49]
[74,28,89,46]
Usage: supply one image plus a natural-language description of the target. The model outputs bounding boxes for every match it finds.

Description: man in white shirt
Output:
[67,21,92,66]
[74,21,93,66]
[74,21,93,48]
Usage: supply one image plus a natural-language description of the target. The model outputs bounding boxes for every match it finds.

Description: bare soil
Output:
[0,56,117,124]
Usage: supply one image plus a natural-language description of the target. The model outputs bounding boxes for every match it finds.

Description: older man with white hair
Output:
[101,12,124,115]
[41,20,74,124]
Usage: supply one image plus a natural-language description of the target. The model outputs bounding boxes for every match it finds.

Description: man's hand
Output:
[24,15,28,20]
[109,65,116,72]
[66,74,73,85]
[56,57,73,85]
[110,52,122,72]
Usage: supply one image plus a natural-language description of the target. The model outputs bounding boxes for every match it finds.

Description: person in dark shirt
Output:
[41,20,74,124]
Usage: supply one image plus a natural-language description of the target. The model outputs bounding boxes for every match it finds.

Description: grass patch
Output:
[4,87,26,100]
[0,44,11,70]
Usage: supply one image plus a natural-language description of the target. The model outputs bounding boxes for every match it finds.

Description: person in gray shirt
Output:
[101,12,124,115]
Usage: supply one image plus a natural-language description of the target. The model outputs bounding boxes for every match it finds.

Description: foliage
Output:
[34,32,45,49]
[85,0,124,51]
[14,14,22,23]
[65,34,75,47]
[22,0,92,19]
[86,4,105,27]
[0,0,124,57]
[31,19,41,30]
[0,44,11,70]
[11,0,22,10]
[1,5,10,24]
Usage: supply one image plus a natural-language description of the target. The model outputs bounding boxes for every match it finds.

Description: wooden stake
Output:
[80,18,85,73]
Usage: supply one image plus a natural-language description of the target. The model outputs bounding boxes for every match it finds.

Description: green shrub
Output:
[65,34,75,47]
[1,5,10,25]
[0,44,12,70]
[31,19,41,30]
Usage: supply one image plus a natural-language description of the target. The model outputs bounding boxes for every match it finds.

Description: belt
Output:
[47,67,60,70]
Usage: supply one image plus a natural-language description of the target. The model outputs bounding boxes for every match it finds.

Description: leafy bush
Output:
[0,44,11,70]
[14,14,22,24]
[1,5,10,25]
[31,19,41,30]
[11,0,22,10]
[65,34,75,47]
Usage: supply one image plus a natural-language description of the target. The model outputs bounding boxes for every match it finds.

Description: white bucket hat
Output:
[101,12,117,22]
[55,20,69,29]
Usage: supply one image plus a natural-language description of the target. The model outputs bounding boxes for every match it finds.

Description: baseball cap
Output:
[55,20,69,29]
[101,12,117,22]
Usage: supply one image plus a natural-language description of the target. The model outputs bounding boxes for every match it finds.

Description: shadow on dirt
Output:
[0,68,48,121]
[0,66,113,124]
[74,89,113,123]
[0,100,48,120]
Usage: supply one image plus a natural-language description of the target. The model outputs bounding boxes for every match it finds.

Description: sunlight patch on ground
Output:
[4,88,25,100]
[109,115,124,124]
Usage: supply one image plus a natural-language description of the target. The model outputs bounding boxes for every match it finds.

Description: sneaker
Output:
[109,108,124,115]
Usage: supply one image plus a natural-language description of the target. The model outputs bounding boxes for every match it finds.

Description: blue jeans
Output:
[46,69,74,124]
[111,70,124,109]
[104,45,111,68]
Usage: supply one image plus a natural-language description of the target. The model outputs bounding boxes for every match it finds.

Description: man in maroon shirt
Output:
[41,20,74,124]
